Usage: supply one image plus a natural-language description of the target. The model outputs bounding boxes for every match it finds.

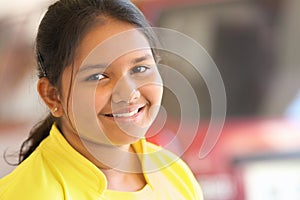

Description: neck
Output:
[83,138,142,172]
[60,125,147,191]
[61,125,143,173]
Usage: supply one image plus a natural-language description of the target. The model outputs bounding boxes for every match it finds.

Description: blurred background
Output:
[1,0,300,199]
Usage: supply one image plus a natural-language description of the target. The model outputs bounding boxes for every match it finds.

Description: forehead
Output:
[75,19,151,68]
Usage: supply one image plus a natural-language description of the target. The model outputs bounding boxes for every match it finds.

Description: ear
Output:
[37,78,64,117]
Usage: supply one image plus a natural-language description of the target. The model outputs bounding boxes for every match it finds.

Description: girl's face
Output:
[59,18,163,146]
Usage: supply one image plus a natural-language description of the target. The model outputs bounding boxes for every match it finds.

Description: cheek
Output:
[142,84,163,105]
[71,87,96,127]
[70,86,112,143]
[94,87,112,112]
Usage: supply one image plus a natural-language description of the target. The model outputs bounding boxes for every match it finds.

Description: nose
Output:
[112,76,141,104]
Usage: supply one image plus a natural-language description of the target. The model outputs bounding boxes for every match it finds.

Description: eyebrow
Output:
[130,54,153,65]
[78,53,153,73]
[78,63,107,73]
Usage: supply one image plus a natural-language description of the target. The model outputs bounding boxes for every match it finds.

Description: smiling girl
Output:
[0,0,203,199]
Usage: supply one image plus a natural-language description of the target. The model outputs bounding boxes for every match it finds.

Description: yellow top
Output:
[0,124,203,199]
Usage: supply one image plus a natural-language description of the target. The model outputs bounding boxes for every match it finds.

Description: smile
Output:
[113,108,139,118]
[102,106,144,118]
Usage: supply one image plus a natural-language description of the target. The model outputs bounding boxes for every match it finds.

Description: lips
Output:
[101,106,145,118]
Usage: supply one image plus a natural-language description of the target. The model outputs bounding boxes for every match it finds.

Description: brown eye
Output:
[86,73,106,81]
[131,66,149,74]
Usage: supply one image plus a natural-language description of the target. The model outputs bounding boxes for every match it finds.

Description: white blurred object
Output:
[0,0,51,18]
[244,159,300,200]
[285,91,300,118]
[0,70,47,123]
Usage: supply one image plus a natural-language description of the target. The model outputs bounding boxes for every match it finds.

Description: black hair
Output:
[19,0,158,163]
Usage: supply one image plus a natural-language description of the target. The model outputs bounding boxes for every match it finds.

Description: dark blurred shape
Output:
[144,0,286,118]
[213,20,276,117]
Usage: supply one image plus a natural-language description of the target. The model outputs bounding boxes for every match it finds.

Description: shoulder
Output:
[142,140,203,199]
[1,126,107,200]
[145,141,195,181]
[0,148,63,200]
[142,139,191,171]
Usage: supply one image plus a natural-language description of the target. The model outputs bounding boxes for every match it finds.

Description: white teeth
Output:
[112,109,139,118]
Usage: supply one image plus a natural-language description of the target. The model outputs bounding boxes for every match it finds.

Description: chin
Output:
[106,126,148,145]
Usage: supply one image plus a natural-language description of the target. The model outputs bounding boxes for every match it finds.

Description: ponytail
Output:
[18,114,55,163]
